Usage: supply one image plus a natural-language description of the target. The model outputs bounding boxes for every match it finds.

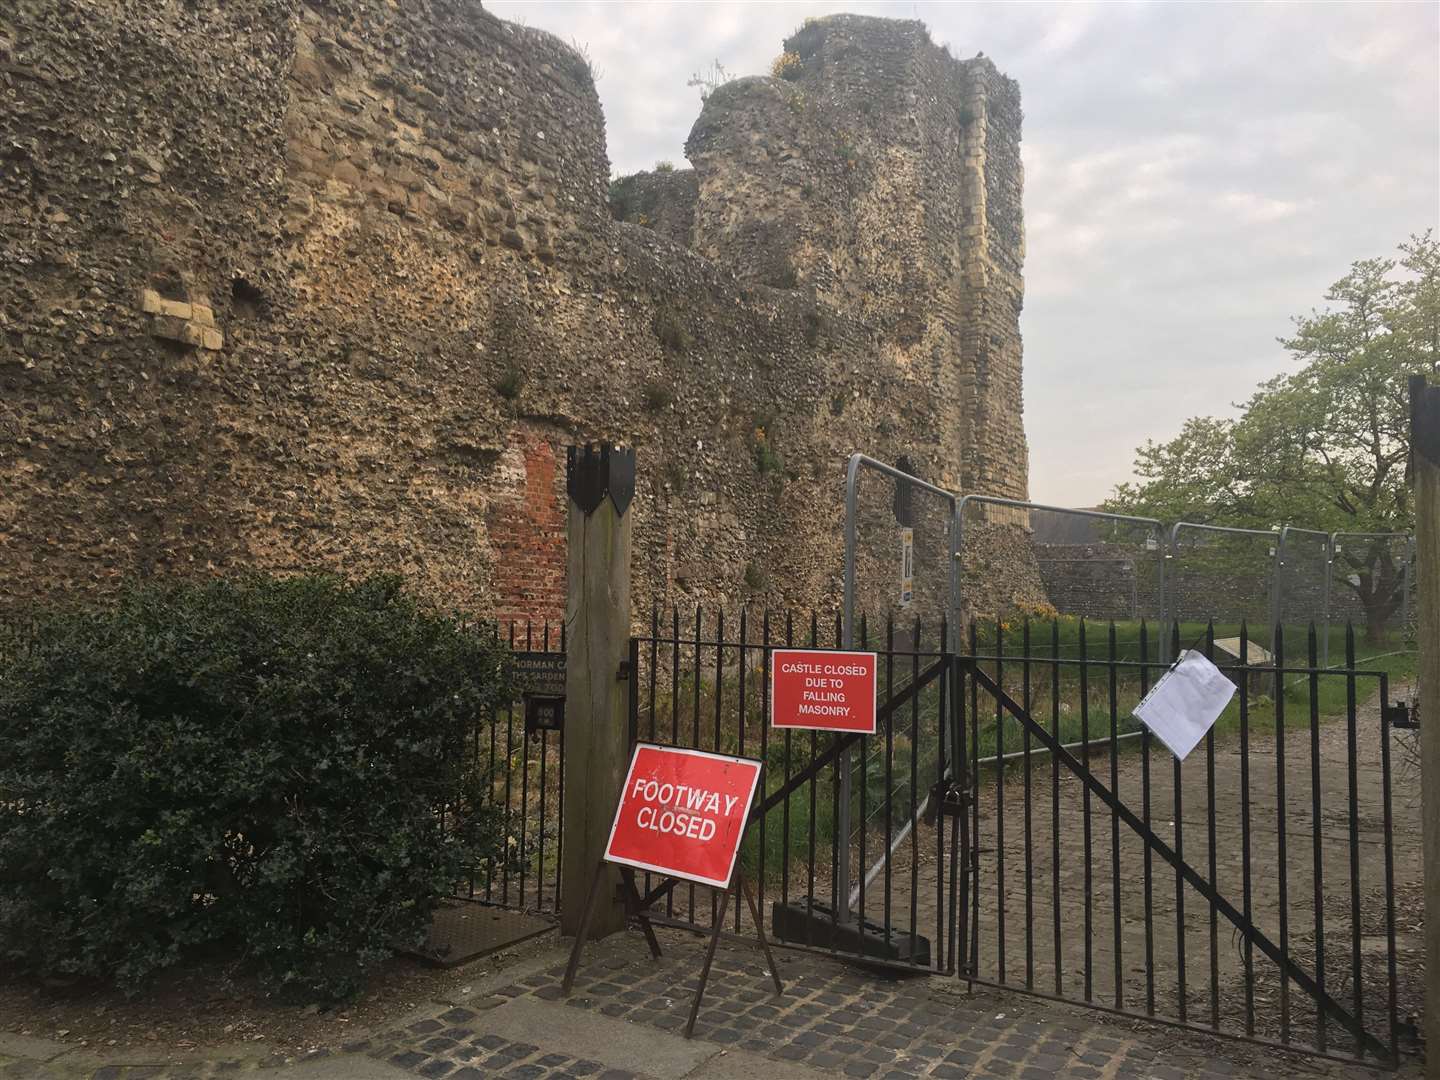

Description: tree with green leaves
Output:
[1107,231,1438,640]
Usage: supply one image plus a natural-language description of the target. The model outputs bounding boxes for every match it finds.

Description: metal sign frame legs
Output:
[560,860,783,1038]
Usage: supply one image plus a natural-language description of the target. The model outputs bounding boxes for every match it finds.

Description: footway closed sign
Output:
[770,648,878,733]
[604,744,763,888]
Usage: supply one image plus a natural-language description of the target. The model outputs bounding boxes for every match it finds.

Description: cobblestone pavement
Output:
[0,927,1423,1079]
[510,929,1421,1079]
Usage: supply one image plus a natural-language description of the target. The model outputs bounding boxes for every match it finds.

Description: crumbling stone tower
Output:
[0,3,1036,622]
[615,16,1028,501]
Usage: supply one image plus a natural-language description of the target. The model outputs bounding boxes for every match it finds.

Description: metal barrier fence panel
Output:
[1166,523,1279,646]
[1273,526,1332,630]
[843,455,961,916]
[953,495,1049,624]
[1325,532,1415,666]
[843,453,959,644]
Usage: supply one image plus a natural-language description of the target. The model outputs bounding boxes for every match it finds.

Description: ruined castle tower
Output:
[0,2,1037,622]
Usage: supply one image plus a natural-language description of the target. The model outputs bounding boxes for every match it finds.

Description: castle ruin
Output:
[0,1,1038,623]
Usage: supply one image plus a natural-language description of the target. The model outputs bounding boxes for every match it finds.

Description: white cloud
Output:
[488,0,1440,506]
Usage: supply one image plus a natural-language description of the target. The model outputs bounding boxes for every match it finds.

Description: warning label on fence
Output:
[770,649,878,734]
[604,745,762,888]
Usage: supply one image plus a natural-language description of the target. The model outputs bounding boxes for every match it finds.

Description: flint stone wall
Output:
[0,2,1032,626]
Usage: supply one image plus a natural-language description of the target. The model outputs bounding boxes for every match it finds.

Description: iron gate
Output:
[627,608,958,967]
[956,620,1404,1067]
[627,609,1408,1069]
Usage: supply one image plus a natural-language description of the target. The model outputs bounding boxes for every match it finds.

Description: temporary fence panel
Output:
[1272,527,1333,660]
[1166,523,1279,649]
[993,502,1167,623]
[842,455,961,918]
[843,453,959,644]
[1325,532,1415,666]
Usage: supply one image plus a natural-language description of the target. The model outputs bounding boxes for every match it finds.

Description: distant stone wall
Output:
[1034,544,1145,621]
[0,3,1033,626]
[608,168,697,249]
[1035,536,1398,630]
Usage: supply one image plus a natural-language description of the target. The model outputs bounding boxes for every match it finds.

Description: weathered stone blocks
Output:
[1,2,1032,626]
[137,290,223,351]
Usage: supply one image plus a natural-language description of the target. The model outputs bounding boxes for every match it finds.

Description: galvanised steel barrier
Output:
[1271,526,1333,634]
[1325,532,1414,667]
[958,495,1166,623]
[842,454,960,915]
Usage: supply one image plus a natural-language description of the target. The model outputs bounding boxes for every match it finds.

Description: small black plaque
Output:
[524,693,565,734]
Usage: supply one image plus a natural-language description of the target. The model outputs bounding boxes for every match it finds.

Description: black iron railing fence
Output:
[627,607,950,964]
[624,607,1410,1069]
[962,620,1404,1066]
[455,619,565,915]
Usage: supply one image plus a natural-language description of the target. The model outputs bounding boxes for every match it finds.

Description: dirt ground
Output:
[0,920,558,1060]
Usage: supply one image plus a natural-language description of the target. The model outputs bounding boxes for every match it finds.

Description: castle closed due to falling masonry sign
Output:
[770,649,878,734]
[605,745,763,889]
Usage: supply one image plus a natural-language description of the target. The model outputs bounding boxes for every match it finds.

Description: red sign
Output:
[770,649,878,733]
[605,744,763,888]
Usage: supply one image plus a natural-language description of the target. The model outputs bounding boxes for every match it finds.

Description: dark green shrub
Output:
[0,574,510,1000]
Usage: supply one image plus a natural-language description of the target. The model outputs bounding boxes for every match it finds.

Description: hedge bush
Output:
[0,574,512,999]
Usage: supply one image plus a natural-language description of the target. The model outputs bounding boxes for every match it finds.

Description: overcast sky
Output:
[488,0,1439,507]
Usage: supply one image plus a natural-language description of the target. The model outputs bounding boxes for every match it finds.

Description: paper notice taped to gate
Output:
[1132,650,1236,761]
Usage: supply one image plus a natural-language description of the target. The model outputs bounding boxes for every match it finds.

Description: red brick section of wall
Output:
[489,433,567,632]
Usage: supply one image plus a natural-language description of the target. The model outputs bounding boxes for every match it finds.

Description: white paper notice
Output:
[1133,650,1236,761]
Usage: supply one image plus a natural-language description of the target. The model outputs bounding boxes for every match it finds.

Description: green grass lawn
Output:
[966,617,1415,750]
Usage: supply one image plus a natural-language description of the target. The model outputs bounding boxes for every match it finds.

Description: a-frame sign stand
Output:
[561,743,789,1042]
[561,856,782,1037]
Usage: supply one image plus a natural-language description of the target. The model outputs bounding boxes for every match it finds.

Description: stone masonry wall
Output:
[1034,543,1148,621]
[0,3,1032,627]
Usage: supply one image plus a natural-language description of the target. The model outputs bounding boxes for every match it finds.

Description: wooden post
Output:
[1410,375,1439,1067]
[560,444,634,939]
